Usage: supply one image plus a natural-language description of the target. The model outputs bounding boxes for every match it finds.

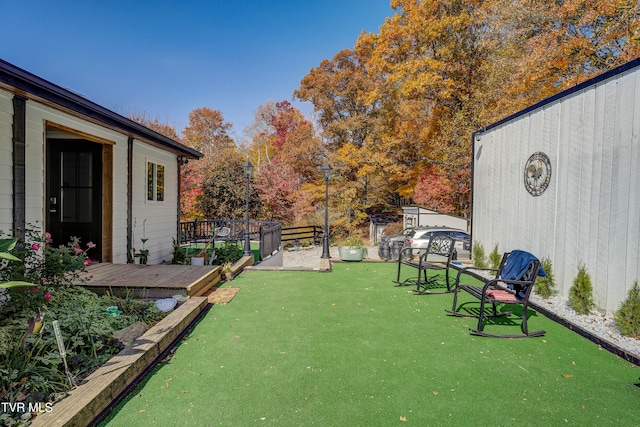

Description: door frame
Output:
[45,121,113,263]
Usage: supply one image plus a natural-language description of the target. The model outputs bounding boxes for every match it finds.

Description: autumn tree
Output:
[297,0,640,222]
[295,47,395,233]
[244,101,325,225]
[357,0,488,218]
[245,102,278,165]
[182,107,235,151]
[267,100,324,181]
[485,0,640,116]
[127,112,180,140]
[197,151,262,221]
[295,49,382,150]
[253,161,314,224]
[179,107,240,220]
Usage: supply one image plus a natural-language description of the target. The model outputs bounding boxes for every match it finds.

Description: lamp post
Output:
[321,164,332,259]
[243,160,254,257]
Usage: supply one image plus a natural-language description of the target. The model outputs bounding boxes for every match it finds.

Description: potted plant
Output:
[221,261,233,280]
[133,238,149,264]
[190,252,205,265]
[131,219,150,264]
[337,236,367,262]
[190,242,212,266]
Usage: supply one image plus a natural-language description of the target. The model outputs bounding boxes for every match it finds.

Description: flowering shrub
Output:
[0,224,97,336]
[0,224,166,423]
[0,225,94,291]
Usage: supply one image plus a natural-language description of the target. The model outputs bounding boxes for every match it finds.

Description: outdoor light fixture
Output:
[321,163,332,259]
[243,160,254,257]
[243,160,254,178]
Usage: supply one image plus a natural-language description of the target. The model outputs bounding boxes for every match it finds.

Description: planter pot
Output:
[190,256,205,266]
[338,246,365,262]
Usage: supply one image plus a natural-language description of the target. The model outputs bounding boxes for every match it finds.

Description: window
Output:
[147,161,164,202]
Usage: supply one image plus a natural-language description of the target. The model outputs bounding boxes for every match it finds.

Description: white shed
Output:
[472,57,640,315]
[402,206,468,231]
[0,59,202,264]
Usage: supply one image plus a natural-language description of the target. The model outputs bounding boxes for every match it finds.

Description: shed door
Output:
[46,140,102,260]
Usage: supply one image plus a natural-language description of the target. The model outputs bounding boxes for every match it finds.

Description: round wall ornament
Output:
[523,151,551,196]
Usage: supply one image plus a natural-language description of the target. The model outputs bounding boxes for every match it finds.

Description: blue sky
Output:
[2,1,394,140]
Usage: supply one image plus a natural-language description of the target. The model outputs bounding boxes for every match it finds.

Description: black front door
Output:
[46,139,102,260]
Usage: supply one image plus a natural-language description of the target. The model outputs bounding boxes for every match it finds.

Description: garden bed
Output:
[30,297,209,427]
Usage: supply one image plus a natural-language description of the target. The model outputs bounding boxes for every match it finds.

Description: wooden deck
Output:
[81,263,222,299]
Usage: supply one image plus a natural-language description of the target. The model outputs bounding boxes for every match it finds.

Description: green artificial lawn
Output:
[101,263,640,426]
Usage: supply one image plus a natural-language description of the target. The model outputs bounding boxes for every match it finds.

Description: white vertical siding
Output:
[15,100,180,264]
[132,142,179,264]
[474,65,640,314]
[24,103,45,228]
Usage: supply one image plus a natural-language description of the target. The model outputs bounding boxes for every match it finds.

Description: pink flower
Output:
[73,247,83,254]
[31,243,41,251]
[87,241,96,249]
[44,293,51,301]
[85,259,93,266]
[32,287,39,294]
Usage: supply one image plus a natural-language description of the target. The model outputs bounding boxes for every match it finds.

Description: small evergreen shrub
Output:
[472,241,487,268]
[614,281,640,338]
[489,244,501,269]
[212,241,243,265]
[568,263,595,315]
[171,238,189,264]
[535,257,557,299]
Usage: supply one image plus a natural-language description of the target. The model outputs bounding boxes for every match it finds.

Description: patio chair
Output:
[446,250,546,338]
[394,234,456,294]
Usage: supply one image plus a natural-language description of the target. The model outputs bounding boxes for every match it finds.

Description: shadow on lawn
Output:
[451,303,539,322]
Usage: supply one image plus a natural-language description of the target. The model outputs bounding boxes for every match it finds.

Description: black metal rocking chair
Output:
[446,250,546,338]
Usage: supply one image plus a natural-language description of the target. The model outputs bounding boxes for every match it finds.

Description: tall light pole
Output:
[243,160,254,257]
[321,164,332,259]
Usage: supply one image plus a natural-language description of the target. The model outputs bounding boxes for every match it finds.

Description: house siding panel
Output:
[18,100,179,264]
[1,60,199,265]
[132,141,178,264]
[474,63,640,315]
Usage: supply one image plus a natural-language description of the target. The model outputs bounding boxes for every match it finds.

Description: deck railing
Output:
[179,221,326,261]
[180,219,281,261]
[259,222,282,260]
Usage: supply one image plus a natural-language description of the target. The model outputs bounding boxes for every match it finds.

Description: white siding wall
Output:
[0,89,14,229]
[0,91,180,264]
[474,67,640,314]
[132,142,179,264]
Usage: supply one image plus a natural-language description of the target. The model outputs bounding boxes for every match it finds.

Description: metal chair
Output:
[446,250,546,338]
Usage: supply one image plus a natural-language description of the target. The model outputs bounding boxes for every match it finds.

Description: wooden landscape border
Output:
[31,297,210,427]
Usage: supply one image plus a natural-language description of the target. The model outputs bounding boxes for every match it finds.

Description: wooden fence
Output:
[281,225,323,245]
